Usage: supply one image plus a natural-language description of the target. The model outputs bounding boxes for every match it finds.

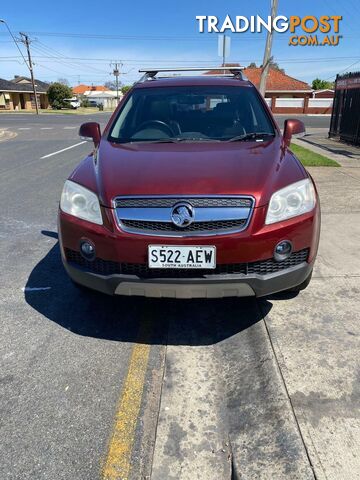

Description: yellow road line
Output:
[102,320,152,480]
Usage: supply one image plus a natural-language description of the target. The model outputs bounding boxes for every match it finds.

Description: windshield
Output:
[108,85,275,143]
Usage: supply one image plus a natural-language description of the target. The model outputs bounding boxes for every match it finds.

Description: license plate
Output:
[148,245,216,269]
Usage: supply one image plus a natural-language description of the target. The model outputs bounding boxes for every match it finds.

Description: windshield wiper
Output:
[227,132,275,142]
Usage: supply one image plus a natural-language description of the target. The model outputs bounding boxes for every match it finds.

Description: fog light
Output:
[274,240,292,262]
[80,240,96,260]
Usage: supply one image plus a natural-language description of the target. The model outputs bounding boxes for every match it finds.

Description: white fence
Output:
[275,98,305,108]
[308,98,333,108]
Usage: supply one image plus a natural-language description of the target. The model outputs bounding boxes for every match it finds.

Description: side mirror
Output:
[79,122,101,146]
[283,119,305,148]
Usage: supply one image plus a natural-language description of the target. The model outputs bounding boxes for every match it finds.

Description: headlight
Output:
[60,180,102,225]
[266,178,315,225]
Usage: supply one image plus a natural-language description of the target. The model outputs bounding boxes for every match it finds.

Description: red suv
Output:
[58,67,320,298]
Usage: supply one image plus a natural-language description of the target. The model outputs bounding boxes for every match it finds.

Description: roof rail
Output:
[138,66,246,82]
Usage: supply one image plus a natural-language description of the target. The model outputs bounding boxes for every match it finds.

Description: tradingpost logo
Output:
[196,15,343,46]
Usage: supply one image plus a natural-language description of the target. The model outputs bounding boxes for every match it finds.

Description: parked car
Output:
[58,67,320,298]
[64,98,81,109]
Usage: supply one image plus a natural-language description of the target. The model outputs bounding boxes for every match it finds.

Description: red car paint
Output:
[58,75,320,297]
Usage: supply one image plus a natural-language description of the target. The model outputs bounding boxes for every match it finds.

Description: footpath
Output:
[292,128,360,167]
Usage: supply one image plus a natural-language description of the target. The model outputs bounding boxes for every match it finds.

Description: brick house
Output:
[312,89,334,98]
[206,64,332,114]
[72,84,108,96]
[243,67,313,113]
[0,76,49,110]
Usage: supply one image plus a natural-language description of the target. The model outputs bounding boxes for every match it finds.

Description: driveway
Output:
[0,114,359,479]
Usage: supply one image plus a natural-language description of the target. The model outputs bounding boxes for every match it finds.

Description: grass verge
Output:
[290,143,340,167]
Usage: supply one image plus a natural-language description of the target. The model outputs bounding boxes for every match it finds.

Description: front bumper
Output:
[63,258,313,298]
[58,199,320,298]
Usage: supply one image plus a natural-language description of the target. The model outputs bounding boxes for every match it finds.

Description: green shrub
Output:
[47,82,73,109]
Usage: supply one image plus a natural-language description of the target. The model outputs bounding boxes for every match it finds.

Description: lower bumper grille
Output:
[65,248,309,279]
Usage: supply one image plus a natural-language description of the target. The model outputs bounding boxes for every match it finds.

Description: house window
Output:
[0,93,10,108]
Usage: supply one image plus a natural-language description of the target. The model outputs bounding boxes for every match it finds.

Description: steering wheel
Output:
[136,120,175,137]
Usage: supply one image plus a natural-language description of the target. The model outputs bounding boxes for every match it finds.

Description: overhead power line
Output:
[325,59,360,80]
[1,54,359,65]
[0,30,268,42]
[0,19,29,67]
[30,42,109,74]
[0,21,40,114]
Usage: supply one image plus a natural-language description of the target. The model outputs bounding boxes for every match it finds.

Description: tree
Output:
[312,78,334,90]
[47,82,73,109]
[104,81,117,91]
[121,85,132,94]
[269,60,285,74]
[248,62,257,68]
[260,57,285,74]
[57,77,70,86]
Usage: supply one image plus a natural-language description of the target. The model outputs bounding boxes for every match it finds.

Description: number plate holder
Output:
[148,245,216,269]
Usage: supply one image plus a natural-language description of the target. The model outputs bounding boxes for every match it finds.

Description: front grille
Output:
[66,248,309,279]
[114,197,253,208]
[114,195,254,236]
[121,219,247,233]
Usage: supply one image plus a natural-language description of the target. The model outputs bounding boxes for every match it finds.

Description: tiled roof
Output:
[12,76,32,84]
[0,77,49,93]
[205,64,311,91]
[244,67,311,91]
[73,84,108,94]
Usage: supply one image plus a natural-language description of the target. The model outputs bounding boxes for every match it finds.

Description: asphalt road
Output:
[0,113,358,480]
[274,114,331,129]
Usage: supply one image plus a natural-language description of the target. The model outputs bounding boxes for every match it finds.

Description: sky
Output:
[0,0,359,87]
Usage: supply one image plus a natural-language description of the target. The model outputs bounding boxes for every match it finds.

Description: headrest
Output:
[213,102,236,117]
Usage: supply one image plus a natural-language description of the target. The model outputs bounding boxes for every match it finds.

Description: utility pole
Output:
[19,32,39,114]
[218,35,231,72]
[222,37,226,67]
[259,0,278,97]
[110,62,122,103]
